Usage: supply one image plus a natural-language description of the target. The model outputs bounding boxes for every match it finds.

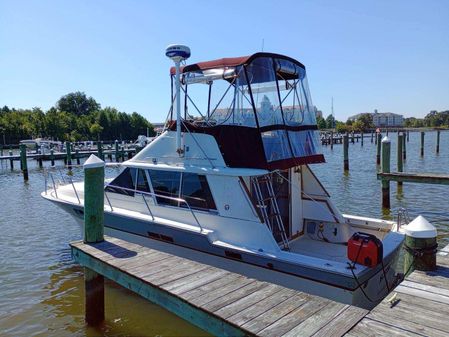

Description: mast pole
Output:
[175,59,182,154]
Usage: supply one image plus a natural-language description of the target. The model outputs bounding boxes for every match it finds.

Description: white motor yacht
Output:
[43,46,410,309]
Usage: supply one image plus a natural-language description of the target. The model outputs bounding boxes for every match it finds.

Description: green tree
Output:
[325,115,335,129]
[89,123,104,141]
[56,91,100,116]
[316,116,327,129]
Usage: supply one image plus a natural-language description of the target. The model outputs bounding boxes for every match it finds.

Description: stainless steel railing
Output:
[43,170,204,232]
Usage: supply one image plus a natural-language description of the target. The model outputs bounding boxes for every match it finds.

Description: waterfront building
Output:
[348,109,404,127]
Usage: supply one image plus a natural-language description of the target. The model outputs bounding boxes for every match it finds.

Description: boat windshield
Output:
[167,53,323,170]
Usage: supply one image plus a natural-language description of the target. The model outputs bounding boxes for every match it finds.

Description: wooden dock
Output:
[348,249,449,337]
[71,236,449,336]
[378,172,449,185]
[71,236,368,337]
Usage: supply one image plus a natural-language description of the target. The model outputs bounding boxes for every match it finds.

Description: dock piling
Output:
[397,134,403,186]
[20,144,28,181]
[66,141,72,167]
[343,134,349,171]
[9,150,13,170]
[403,132,407,160]
[407,130,410,142]
[115,140,119,163]
[76,149,80,165]
[420,132,425,156]
[83,155,105,325]
[376,133,382,165]
[330,131,334,150]
[361,132,364,147]
[436,130,440,154]
[403,216,437,274]
[97,141,103,160]
[371,131,374,143]
[381,136,390,208]
[50,149,55,166]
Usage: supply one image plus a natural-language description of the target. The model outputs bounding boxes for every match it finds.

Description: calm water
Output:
[0,130,448,336]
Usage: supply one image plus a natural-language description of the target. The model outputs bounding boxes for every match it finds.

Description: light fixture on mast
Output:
[165,44,191,156]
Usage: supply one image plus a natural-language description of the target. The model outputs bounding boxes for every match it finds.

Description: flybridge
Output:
[166,52,324,171]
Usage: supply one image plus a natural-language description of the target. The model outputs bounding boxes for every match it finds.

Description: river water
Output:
[1,130,448,336]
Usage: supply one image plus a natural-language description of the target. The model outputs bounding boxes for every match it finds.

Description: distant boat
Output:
[20,138,62,153]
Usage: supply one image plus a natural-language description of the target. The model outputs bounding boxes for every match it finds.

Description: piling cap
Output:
[403,215,437,238]
[381,136,390,143]
[84,154,105,169]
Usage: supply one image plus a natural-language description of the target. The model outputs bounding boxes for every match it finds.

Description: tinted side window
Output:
[105,167,136,196]
[181,173,216,210]
[136,169,150,193]
[148,170,181,206]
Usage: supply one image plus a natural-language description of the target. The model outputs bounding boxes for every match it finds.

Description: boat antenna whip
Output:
[165,44,191,156]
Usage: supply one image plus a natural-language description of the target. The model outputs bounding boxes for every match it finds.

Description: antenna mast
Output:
[165,44,191,156]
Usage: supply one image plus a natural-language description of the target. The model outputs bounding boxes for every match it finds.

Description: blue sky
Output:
[1,0,448,122]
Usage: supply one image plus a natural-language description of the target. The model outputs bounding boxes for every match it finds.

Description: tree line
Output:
[0,92,155,144]
[316,110,449,133]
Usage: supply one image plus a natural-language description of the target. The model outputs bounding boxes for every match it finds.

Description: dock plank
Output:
[227,287,297,327]
[347,318,422,337]
[257,296,329,337]
[241,293,310,334]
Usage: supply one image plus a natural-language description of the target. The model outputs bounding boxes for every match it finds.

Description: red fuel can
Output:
[347,232,383,267]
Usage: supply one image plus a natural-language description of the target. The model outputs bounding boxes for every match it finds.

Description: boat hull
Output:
[54,199,403,309]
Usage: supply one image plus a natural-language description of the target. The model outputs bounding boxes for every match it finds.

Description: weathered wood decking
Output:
[346,249,449,337]
[71,237,449,336]
[71,237,368,336]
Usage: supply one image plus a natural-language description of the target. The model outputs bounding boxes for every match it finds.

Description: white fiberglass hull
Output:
[59,200,402,310]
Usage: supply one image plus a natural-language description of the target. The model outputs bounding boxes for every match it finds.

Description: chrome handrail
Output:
[104,191,113,211]
[106,184,204,232]
[69,177,81,204]
[141,194,155,221]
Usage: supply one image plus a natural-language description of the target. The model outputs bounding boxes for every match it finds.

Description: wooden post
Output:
[330,131,334,150]
[343,134,349,171]
[436,130,440,154]
[420,131,425,156]
[386,128,389,136]
[97,141,103,160]
[0,145,3,157]
[351,132,354,144]
[361,132,364,147]
[397,134,403,186]
[50,149,55,166]
[20,144,28,181]
[371,131,374,143]
[403,216,437,274]
[115,140,119,163]
[76,149,80,165]
[407,130,410,142]
[375,132,378,145]
[66,141,72,167]
[376,133,382,165]
[381,136,390,208]
[9,150,14,170]
[38,153,43,168]
[402,132,407,160]
[83,155,105,326]
[120,145,124,162]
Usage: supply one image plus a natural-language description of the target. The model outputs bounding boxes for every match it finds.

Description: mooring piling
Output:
[381,136,391,208]
[361,132,364,147]
[115,140,119,163]
[403,132,407,160]
[76,149,80,165]
[97,141,103,160]
[330,131,334,150]
[397,134,403,186]
[83,154,105,325]
[436,130,440,154]
[376,133,382,165]
[403,216,437,274]
[407,130,410,142]
[420,131,425,156]
[66,141,72,167]
[343,134,349,171]
[50,149,55,166]
[19,144,28,181]
[9,150,13,170]
[371,131,374,143]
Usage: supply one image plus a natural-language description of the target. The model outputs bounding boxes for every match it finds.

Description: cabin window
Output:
[261,130,292,162]
[148,170,181,206]
[136,169,150,193]
[181,173,216,210]
[105,167,136,196]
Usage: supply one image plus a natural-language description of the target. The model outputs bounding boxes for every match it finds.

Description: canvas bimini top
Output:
[167,52,324,171]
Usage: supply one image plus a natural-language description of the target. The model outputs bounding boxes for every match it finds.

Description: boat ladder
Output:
[251,175,290,251]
